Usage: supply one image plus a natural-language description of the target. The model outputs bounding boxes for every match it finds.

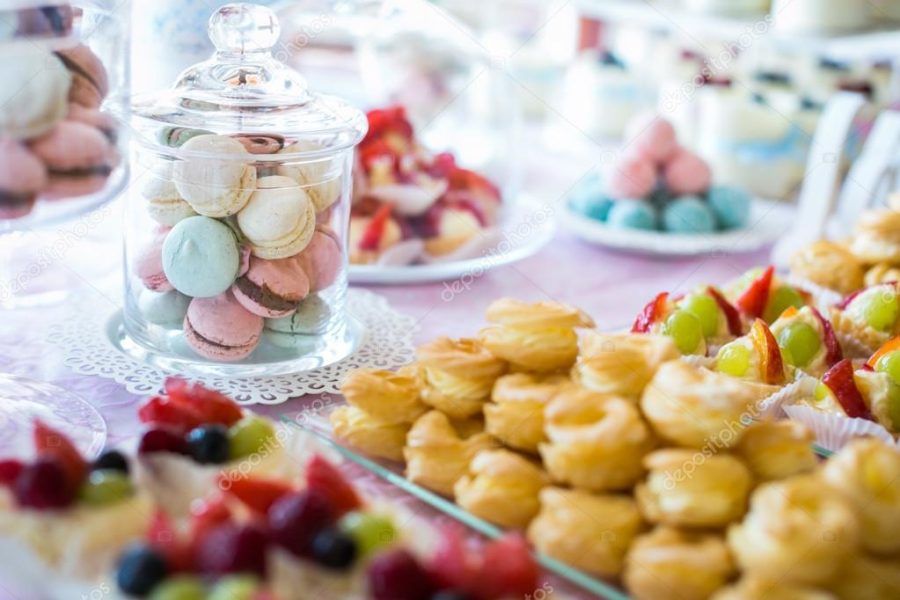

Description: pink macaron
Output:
[232,255,310,318]
[606,155,657,200]
[0,137,47,220]
[295,226,342,292]
[623,113,679,164]
[664,147,712,196]
[55,45,109,109]
[29,121,114,200]
[135,229,173,292]
[66,103,116,143]
[184,291,263,362]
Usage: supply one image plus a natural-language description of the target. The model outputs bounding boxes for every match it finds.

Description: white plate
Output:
[561,197,794,257]
[349,194,556,284]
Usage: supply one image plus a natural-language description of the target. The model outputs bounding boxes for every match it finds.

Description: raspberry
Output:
[368,549,435,600]
[196,523,268,577]
[13,456,75,510]
[268,489,335,557]
[138,428,189,456]
[33,420,87,493]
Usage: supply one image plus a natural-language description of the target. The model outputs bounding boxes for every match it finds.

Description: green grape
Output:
[663,310,703,354]
[814,382,834,404]
[717,343,752,377]
[149,576,206,600]
[777,322,821,368]
[338,511,397,557]
[876,351,900,386]
[209,575,260,600]
[228,416,275,460]
[763,286,805,323]
[862,290,900,332]
[78,470,133,507]
[887,384,900,432]
[680,293,721,337]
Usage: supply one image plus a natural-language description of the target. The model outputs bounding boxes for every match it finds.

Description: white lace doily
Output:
[49,289,417,405]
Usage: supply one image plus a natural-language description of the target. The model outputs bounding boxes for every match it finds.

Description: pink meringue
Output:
[606,155,657,200]
[623,113,679,164]
[664,148,712,195]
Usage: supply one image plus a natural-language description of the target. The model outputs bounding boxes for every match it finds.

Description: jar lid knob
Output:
[208,3,281,54]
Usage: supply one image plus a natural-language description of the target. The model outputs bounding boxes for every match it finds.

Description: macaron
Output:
[662,196,717,234]
[664,147,711,196]
[55,45,109,109]
[141,162,196,226]
[276,142,342,213]
[138,289,190,327]
[234,134,285,155]
[606,200,658,231]
[183,291,263,362]
[15,5,74,36]
[265,294,332,347]
[569,174,613,222]
[232,255,310,318]
[135,229,173,292]
[236,175,317,260]
[708,185,751,230]
[157,127,212,148]
[173,134,257,218]
[66,103,116,142]
[294,226,342,292]
[28,121,114,199]
[0,138,47,219]
[0,47,71,140]
[624,113,679,164]
[162,216,241,298]
[606,155,657,200]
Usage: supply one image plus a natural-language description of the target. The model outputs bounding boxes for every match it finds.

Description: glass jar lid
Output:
[130,2,367,159]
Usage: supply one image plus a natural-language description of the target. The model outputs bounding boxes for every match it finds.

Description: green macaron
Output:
[162,216,241,298]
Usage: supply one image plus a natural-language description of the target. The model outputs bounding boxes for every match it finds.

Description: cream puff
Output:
[728,475,859,587]
[541,385,655,492]
[527,487,642,578]
[623,527,735,600]
[864,262,900,288]
[849,209,900,264]
[480,298,594,372]
[484,373,567,453]
[829,553,900,600]
[769,306,843,378]
[831,282,900,357]
[330,405,409,462]
[404,410,497,496]
[636,449,752,528]
[573,332,679,399]
[454,448,548,529]
[821,439,900,555]
[790,240,865,296]
[734,420,818,482]
[340,365,427,425]
[417,337,507,419]
[711,578,836,600]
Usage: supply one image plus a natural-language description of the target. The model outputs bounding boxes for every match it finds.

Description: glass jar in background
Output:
[123,3,367,376]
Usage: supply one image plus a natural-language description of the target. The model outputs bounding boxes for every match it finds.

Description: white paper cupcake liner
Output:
[783,404,900,453]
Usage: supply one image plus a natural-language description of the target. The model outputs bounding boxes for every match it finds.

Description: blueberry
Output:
[91,450,129,475]
[311,528,357,570]
[431,591,474,600]
[116,543,168,596]
[186,424,230,464]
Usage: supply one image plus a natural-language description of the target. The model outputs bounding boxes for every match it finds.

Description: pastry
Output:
[707,185,751,230]
[623,112,679,164]
[790,241,865,295]
[330,405,409,462]
[725,266,812,323]
[141,161,196,226]
[417,337,506,419]
[631,287,744,352]
[829,554,900,600]
[162,216,241,298]
[821,439,900,555]
[636,449,752,527]
[850,209,900,263]
[769,306,843,377]
[527,487,642,578]
[28,120,114,199]
[183,291,263,361]
[623,527,734,600]
[56,45,109,109]
[276,142,342,213]
[574,332,680,398]
[484,372,566,452]
[606,200,657,230]
[453,448,548,529]
[138,289,190,327]
[735,420,818,481]
[264,294,332,345]
[294,226,342,292]
[348,209,404,265]
[232,255,310,318]
[237,175,317,260]
[0,137,46,219]
[664,147,712,196]
[864,262,900,288]
[422,204,485,257]
[641,360,777,449]
[728,475,860,587]
[661,196,716,234]
[541,386,655,492]
[606,154,657,199]
[712,578,836,600]
[135,228,174,292]
[340,366,427,425]
[831,282,900,356]
[404,410,497,496]
[714,319,791,385]
[480,298,594,373]
[173,134,256,217]
[0,47,70,140]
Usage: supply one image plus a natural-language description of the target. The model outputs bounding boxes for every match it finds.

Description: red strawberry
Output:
[358,204,393,252]
[147,509,191,572]
[220,475,294,515]
[0,459,25,487]
[632,292,669,333]
[707,286,743,336]
[33,420,86,494]
[427,524,479,594]
[478,534,540,600]
[305,454,362,517]
[811,307,843,367]
[138,395,205,432]
[823,359,874,421]
[737,266,774,319]
[164,378,243,427]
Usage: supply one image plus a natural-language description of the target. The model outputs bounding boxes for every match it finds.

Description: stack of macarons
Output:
[0,35,118,220]
[569,113,751,235]
[134,131,344,362]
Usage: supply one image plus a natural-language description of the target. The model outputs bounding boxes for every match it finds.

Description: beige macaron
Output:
[173,134,257,218]
[275,141,342,214]
[236,175,316,259]
[141,161,196,226]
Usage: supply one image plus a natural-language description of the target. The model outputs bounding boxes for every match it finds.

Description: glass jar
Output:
[122,2,367,376]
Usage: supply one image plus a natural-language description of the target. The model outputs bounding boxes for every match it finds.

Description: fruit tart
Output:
[0,422,152,583]
[769,306,843,377]
[351,105,503,266]
[831,281,900,357]
[714,319,792,386]
[724,266,813,324]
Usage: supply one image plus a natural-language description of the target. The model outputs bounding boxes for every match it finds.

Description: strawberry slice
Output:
[810,307,843,367]
[427,524,480,594]
[632,292,669,333]
[147,509,191,572]
[0,459,24,487]
[305,454,362,517]
[164,378,243,427]
[750,319,785,385]
[138,395,205,432]
[478,534,540,600]
[359,139,398,172]
[33,420,87,494]
[867,336,900,370]
[737,266,774,319]
[358,204,393,252]
[823,359,874,421]
[220,475,294,515]
[707,286,743,336]
[187,496,233,569]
